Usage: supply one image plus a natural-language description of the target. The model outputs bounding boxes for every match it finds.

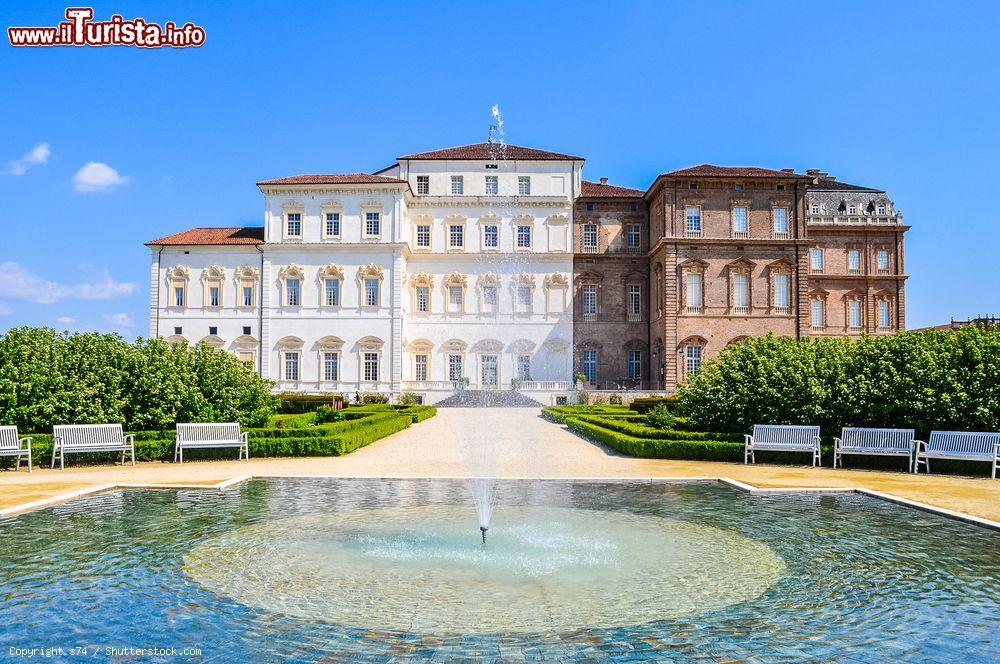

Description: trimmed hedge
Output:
[565,416,743,461]
[629,396,677,414]
[570,414,743,443]
[276,393,343,414]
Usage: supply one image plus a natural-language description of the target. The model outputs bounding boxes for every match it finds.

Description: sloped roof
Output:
[397,142,583,161]
[256,173,406,186]
[664,164,805,178]
[808,177,884,193]
[581,180,645,198]
[147,227,264,246]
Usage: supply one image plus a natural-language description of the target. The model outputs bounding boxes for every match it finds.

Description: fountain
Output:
[468,424,497,543]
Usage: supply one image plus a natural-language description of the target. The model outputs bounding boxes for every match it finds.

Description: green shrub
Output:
[644,404,676,430]
[565,417,743,461]
[358,392,390,405]
[629,396,676,414]
[609,394,623,405]
[398,392,421,405]
[314,405,345,424]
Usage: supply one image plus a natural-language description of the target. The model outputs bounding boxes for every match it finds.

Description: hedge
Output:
[276,393,343,414]
[629,396,677,414]
[565,416,744,461]
[569,413,742,443]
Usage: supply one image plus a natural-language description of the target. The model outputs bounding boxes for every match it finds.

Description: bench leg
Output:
[51,446,57,469]
[813,448,820,467]
[130,445,135,466]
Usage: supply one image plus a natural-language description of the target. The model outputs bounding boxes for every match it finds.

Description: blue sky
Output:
[1,0,997,334]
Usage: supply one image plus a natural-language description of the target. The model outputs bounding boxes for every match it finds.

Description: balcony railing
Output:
[517,380,573,391]
[732,230,750,240]
[686,305,703,314]
[583,312,597,321]
[807,214,903,226]
[732,306,751,315]
[773,306,791,315]
[627,312,643,322]
[685,229,702,238]
[581,244,599,254]
[772,231,790,239]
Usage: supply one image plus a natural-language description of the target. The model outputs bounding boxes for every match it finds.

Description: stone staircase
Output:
[434,389,544,408]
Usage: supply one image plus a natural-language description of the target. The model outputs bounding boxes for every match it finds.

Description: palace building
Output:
[147,143,907,403]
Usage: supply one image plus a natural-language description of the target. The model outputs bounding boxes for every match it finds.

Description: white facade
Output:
[149,148,580,404]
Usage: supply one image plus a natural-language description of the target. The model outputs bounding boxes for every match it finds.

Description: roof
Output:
[397,142,583,161]
[580,180,645,198]
[148,227,264,246]
[256,173,406,186]
[808,177,884,193]
[663,164,806,179]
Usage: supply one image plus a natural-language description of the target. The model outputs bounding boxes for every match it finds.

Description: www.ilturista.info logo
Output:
[8,7,206,48]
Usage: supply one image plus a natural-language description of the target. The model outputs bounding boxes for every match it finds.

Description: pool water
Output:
[0,479,997,662]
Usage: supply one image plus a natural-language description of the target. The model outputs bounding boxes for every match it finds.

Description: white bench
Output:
[0,426,32,472]
[834,427,917,472]
[51,424,134,470]
[914,431,1000,479]
[745,424,822,466]
[175,423,248,463]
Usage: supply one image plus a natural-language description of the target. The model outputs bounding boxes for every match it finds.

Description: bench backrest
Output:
[53,424,125,448]
[752,424,820,446]
[840,427,915,451]
[0,426,20,450]
[177,422,242,441]
[927,431,1000,455]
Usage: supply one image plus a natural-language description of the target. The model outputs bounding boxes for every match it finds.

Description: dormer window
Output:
[810,204,820,214]
[877,204,886,215]
[848,204,857,215]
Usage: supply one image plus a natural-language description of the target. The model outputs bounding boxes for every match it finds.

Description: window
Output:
[323,352,340,382]
[848,299,863,331]
[324,212,341,238]
[485,175,498,195]
[483,224,499,248]
[516,225,532,248]
[174,286,185,307]
[848,204,857,215]
[732,207,748,237]
[173,326,182,335]
[685,273,703,313]
[582,284,597,316]
[586,203,594,211]
[451,175,464,195]
[876,249,889,272]
[284,351,300,381]
[732,273,750,314]
[516,355,531,381]
[448,354,463,381]
[518,176,531,195]
[286,279,300,306]
[627,284,641,319]
[364,278,380,307]
[324,279,340,307]
[449,285,464,311]
[416,175,429,195]
[878,299,892,329]
[583,224,598,249]
[242,326,251,335]
[286,212,302,237]
[810,204,821,214]
[242,285,254,307]
[773,273,790,314]
[735,183,745,191]
[626,224,641,250]
[772,207,789,237]
[811,299,825,329]
[237,266,257,308]
[517,285,532,312]
[416,224,431,248]
[414,354,428,381]
[810,248,824,272]
[208,286,220,307]
[582,350,597,382]
[628,350,642,380]
[415,286,430,313]
[364,212,381,237]
[876,204,886,215]
[685,345,702,375]
[848,249,861,273]
[482,285,497,313]
[685,206,701,235]
[208,326,218,336]
[363,352,379,382]
[776,184,785,191]
[448,224,464,249]
[689,182,698,190]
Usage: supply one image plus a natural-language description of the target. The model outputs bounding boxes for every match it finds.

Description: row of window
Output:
[282,350,378,383]
[415,174,532,196]
[581,224,642,250]
[682,272,791,315]
[411,278,568,316]
[684,206,790,238]
[580,283,643,319]
[580,350,644,382]
[285,210,379,240]
[810,297,894,331]
[810,247,892,274]
[809,203,888,216]
[415,221,533,250]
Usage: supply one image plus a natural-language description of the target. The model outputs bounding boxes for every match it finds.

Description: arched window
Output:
[276,336,304,383]
[235,265,259,308]
[443,272,468,314]
[166,266,190,309]
[410,272,434,315]
[278,264,305,307]
[201,265,225,308]
[316,336,344,384]
[679,336,707,378]
[358,264,384,308]
[318,264,344,308]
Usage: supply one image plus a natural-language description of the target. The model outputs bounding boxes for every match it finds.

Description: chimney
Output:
[599,177,608,185]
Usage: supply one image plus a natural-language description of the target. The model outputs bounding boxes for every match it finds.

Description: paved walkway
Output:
[2,408,999,522]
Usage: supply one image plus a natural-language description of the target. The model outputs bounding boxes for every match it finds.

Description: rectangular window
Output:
[516,225,532,248]
[242,326,251,335]
[323,352,340,382]
[876,249,889,272]
[448,354,463,381]
[732,207,748,237]
[364,352,379,382]
[448,224,464,248]
[517,355,531,381]
[286,279,300,306]
[810,204,821,214]
[208,326,218,336]
[416,175,429,195]
[482,285,497,313]
[626,224,641,249]
[325,212,341,237]
[735,183,745,191]
[242,286,254,307]
[772,208,789,237]
[811,299,825,328]
[849,299,863,330]
[627,284,641,318]
[582,284,597,316]
[848,204,857,215]
[582,350,597,382]
[877,204,886,215]
[733,273,750,313]
[416,286,430,313]
[174,286,185,307]
[286,212,301,237]
[685,346,702,375]
[685,206,701,235]
[848,249,861,273]
[416,224,431,248]
[773,273,790,313]
[628,350,642,380]
[451,175,463,195]
[517,285,532,311]
[414,354,428,381]
[583,224,598,249]
[485,175,498,195]
[324,279,340,307]
[284,351,300,381]
[365,212,381,237]
[810,248,824,272]
[518,176,531,195]
[364,278,379,307]
[685,273,703,313]
[483,224,499,248]
[878,299,891,328]
[449,285,463,310]
[209,286,220,307]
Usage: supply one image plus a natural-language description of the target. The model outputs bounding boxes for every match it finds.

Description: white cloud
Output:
[72,161,129,193]
[0,302,10,315]
[56,316,76,324]
[0,261,136,304]
[7,142,51,176]
[104,312,133,329]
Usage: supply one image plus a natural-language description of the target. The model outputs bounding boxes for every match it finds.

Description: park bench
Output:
[833,427,917,472]
[745,424,822,466]
[51,424,134,470]
[0,426,32,472]
[914,431,1000,479]
[174,422,248,463]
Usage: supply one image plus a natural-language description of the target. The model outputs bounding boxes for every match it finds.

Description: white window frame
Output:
[414,353,429,381]
[582,350,597,382]
[482,223,499,250]
[485,175,498,195]
[516,224,532,250]
[516,284,533,313]
[582,283,598,317]
[732,207,749,238]
[283,350,300,382]
[848,298,863,331]
[626,224,641,250]
[685,206,702,237]
[415,223,431,249]
[363,278,380,307]
[810,248,824,272]
[732,272,750,314]
[285,211,302,239]
[878,298,892,329]
[516,354,531,381]
[772,272,790,315]
[448,284,465,313]
[848,249,862,273]
[363,352,379,383]
[416,175,429,195]
[364,211,381,239]
[448,223,465,250]
[415,285,430,314]
[685,345,703,376]
[811,298,826,329]
[583,223,598,249]
[448,353,464,382]
[323,278,340,307]
[627,284,642,320]
[322,351,340,383]
[481,284,498,314]
[685,272,703,314]
[518,176,531,195]
[876,249,889,272]
[772,207,789,238]
[450,175,464,195]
